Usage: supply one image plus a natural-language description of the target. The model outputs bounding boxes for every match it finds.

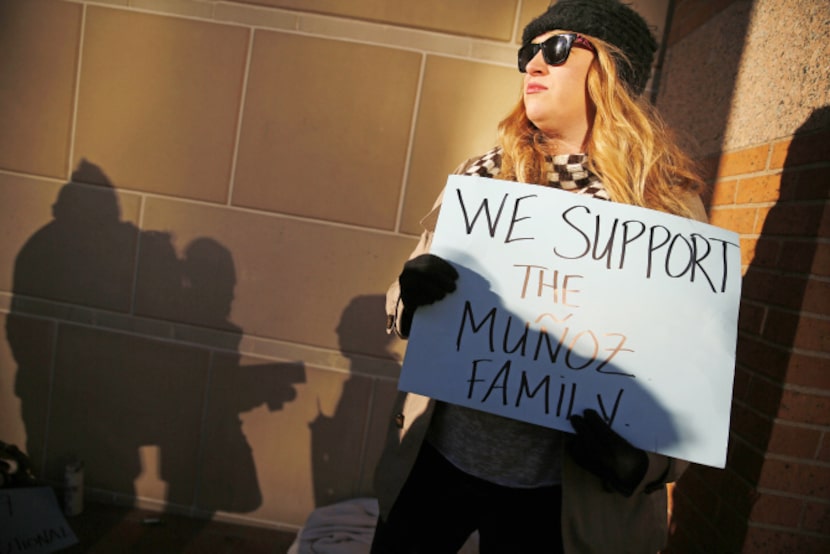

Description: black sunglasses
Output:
[517,33,595,73]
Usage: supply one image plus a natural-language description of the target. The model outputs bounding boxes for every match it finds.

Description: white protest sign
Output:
[0,487,79,553]
[399,175,741,468]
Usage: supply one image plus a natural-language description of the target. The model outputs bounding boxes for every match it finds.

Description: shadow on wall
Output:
[310,294,401,507]
[656,0,754,176]
[5,160,305,545]
[666,106,830,552]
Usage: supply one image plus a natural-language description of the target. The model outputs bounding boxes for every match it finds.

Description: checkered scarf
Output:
[458,146,610,201]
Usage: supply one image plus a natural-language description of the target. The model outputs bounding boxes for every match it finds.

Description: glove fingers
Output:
[568,435,610,485]
[571,410,648,497]
[407,255,459,283]
[399,254,459,307]
[582,409,614,437]
[570,414,608,459]
[399,278,454,307]
[407,254,459,278]
[583,409,639,453]
[399,269,457,296]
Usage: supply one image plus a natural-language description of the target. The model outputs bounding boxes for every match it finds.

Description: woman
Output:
[372,1,706,552]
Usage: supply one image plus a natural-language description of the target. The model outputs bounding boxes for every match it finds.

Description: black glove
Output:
[569,409,648,497]
[397,254,459,336]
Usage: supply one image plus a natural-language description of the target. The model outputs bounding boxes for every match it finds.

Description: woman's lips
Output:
[525,83,547,94]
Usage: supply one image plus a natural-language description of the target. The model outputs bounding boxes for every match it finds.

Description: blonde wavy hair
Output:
[497,35,704,218]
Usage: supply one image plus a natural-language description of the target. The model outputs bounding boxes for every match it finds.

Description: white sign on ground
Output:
[0,486,79,553]
[399,175,741,468]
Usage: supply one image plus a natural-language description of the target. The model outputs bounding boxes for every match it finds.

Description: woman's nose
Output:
[525,49,548,74]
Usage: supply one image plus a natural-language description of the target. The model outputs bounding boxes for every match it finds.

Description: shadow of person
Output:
[665,105,830,552]
[6,159,140,484]
[125,233,305,551]
[181,238,241,331]
[6,160,305,550]
[184,237,305,516]
[309,295,400,508]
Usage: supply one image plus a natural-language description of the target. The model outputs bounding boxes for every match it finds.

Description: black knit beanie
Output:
[522,0,658,96]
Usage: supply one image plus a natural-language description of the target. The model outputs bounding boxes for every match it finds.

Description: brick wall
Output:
[657,0,830,549]
[666,120,830,552]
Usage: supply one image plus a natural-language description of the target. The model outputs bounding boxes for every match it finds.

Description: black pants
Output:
[370,442,564,554]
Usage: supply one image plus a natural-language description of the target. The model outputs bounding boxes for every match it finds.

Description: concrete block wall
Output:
[0,0,550,530]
